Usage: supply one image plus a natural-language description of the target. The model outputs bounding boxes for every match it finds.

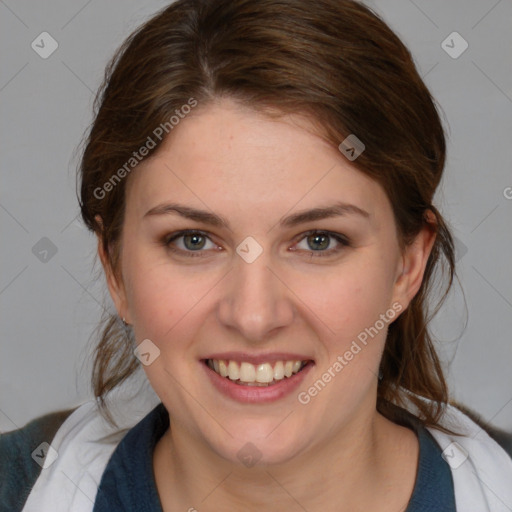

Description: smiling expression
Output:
[100,98,426,465]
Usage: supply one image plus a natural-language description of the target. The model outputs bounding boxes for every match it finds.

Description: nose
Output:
[216,253,295,342]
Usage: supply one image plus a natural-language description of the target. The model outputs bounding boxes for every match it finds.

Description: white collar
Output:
[23,379,512,511]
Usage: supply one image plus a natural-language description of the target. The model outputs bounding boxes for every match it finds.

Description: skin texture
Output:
[98,98,436,511]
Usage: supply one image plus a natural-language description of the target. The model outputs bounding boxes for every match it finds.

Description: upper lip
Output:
[203,352,314,365]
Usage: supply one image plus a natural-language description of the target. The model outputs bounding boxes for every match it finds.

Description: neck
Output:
[153,402,419,512]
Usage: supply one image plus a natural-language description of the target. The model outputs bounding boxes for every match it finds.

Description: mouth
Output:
[203,358,313,387]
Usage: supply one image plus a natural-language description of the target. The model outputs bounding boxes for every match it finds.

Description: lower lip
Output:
[202,360,314,404]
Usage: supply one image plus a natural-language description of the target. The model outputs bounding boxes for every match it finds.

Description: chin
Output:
[210,423,310,468]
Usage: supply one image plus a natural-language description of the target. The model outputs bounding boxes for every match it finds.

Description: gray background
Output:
[1,0,511,433]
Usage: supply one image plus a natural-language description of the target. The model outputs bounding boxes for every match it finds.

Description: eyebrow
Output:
[143,201,370,228]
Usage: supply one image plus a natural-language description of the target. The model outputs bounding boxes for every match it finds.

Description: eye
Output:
[292,230,350,257]
[163,230,220,257]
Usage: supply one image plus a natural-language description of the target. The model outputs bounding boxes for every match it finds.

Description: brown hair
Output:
[79,0,456,429]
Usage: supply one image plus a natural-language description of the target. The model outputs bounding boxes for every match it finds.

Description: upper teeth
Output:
[207,359,306,383]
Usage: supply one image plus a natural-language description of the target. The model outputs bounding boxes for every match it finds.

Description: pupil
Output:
[308,234,329,250]
[184,234,205,250]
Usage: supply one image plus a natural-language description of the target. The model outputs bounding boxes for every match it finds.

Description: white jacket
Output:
[21,380,512,512]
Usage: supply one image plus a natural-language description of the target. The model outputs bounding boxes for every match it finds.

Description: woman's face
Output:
[101,98,429,465]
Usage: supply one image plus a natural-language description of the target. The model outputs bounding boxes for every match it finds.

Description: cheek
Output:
[125,259,211,393]
[124,250,219,343]
[291,255,396,338]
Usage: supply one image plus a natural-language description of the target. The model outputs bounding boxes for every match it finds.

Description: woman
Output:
[2,0,511,510]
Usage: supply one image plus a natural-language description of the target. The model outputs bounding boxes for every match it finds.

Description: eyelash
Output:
[162,229,351,259]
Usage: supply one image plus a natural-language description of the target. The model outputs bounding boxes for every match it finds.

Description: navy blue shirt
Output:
[93,403,456,511]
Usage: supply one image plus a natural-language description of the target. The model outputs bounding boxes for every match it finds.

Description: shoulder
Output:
[449,402,512,458]
[427,403,512,511]
[430,402,512,463]
[0,408,76,512]
[17,383,162,512]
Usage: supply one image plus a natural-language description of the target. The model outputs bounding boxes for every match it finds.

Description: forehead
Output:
[125,100,390,226]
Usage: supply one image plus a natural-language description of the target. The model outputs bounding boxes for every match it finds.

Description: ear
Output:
[392,211,437,310]
[95,215,131,324]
